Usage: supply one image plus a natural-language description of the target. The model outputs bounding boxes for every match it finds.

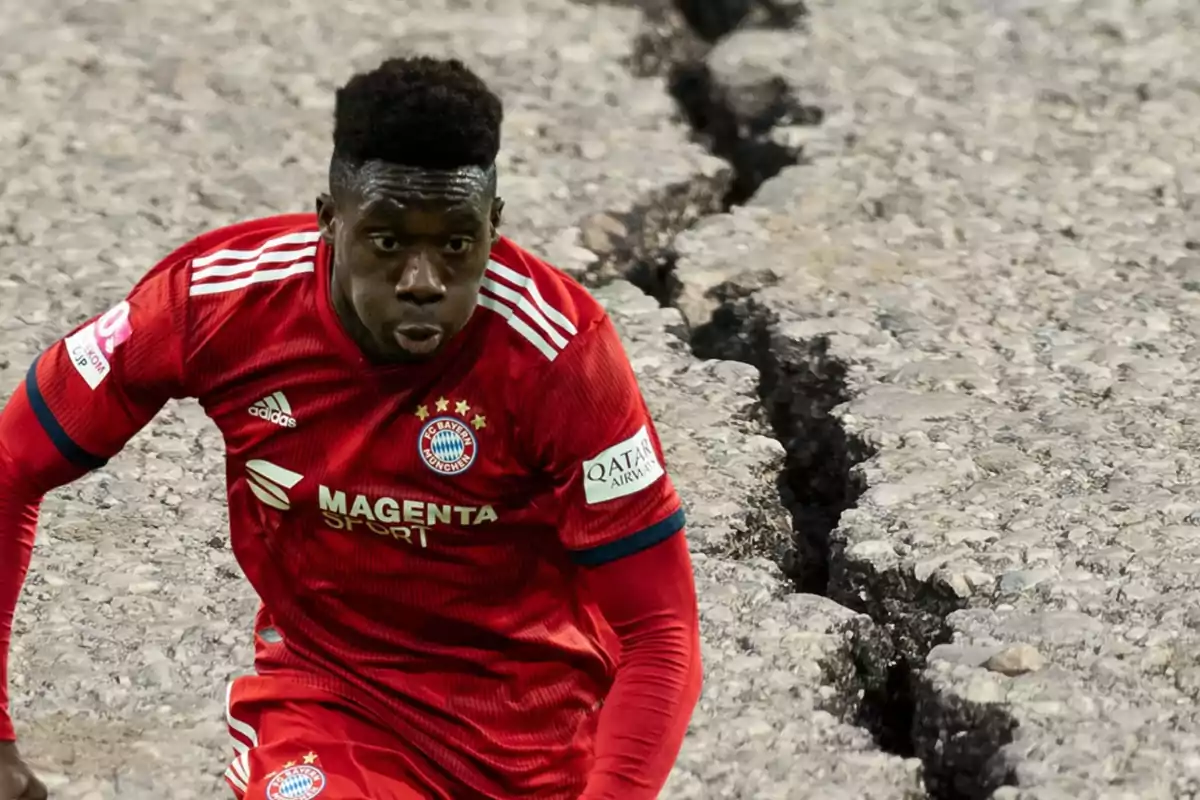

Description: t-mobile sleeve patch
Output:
[63,300,133,390]
[581,425,665,505]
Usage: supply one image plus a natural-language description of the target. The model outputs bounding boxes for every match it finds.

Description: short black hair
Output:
[332,56,503,172]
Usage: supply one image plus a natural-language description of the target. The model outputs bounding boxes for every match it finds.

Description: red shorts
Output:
[223,672,430,800]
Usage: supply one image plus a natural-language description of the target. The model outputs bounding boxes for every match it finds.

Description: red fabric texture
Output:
[578,532,702,800]
[225,671,430,800]
[227,531,702,800]
[0,384,87,740]
[518,311,681,556]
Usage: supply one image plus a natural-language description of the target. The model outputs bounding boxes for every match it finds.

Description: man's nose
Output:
[395,255,445,304]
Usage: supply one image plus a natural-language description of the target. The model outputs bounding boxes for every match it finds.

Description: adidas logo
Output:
[246,460,304,511]
[249,391,297,428]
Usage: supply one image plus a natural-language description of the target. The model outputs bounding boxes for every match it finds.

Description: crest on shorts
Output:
[414,396,486,476]
[265,763,327,800]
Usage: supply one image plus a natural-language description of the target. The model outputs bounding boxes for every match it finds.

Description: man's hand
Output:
[0,743,46,800]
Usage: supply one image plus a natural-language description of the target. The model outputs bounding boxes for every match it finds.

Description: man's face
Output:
[317,160,503,363]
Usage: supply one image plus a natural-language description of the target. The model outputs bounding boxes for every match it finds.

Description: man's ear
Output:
[490,197,505,244]
[316,193,336,243]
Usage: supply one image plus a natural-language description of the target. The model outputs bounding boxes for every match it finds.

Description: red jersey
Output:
[25,214,685,798]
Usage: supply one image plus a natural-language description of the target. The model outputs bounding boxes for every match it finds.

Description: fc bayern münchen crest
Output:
[266,764,327,800]
[419,416,478,475]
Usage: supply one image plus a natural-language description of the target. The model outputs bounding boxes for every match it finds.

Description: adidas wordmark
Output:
[249,391,297,428]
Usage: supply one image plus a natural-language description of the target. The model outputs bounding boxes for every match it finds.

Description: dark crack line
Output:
[621,0,821,209]
[578,177,729,291]
[668,63,823,207]
[692,301,1021,800]
[568,1,1023,799]
[689,303,920,754]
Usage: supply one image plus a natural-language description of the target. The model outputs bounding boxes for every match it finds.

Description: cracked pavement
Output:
[3,0,1200,798]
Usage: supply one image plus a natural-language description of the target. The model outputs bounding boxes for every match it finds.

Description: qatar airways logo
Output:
[244,460,498,549]
[581,426,665,505]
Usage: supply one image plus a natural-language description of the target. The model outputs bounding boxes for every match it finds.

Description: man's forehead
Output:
[354,160,493,207]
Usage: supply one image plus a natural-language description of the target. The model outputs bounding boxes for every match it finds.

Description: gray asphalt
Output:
[1,0,1197,798]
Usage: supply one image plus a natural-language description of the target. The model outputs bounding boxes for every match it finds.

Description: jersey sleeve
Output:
[528,316,685,566]
[26,256,191,469]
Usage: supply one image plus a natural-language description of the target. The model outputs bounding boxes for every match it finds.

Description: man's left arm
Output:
[528,316,703,799]
[578,531,701,799]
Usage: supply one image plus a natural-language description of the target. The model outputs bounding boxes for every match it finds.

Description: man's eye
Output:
[445,237,473,255]
[369,235,401,253]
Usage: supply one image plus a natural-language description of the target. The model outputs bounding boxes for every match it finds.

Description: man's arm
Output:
[524,315,702,799]
[578,532,701,800]
[0,257,191,742]
[0,384,88,741]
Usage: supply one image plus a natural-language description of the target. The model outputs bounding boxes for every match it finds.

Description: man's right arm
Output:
[0,383,89,741]
[0,253,193,744]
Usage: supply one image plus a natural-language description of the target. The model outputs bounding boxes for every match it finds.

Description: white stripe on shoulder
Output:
[479,276,570,350]
[477,295,559,361]
[189,230,319,297]
[485,261,578,336]
[224,767,248,794]
[189,262,314,297]
[225,681,259,753]
[192,230,321,268]
[192,246,316,282]
[229,752,250,783]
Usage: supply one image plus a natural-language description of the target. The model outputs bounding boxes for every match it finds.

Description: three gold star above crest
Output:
[270,752,317,777]
[414,397,486,430]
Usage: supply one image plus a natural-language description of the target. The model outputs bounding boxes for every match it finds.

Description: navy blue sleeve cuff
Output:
[25,356,107,471]
[569,507,686,567]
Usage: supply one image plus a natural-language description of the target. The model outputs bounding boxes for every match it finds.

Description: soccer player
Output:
[0,56,702,799]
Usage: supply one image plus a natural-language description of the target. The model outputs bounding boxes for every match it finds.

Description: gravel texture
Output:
[8,0,1198,796]
[670,0,1200,798]
[0,0,919,797]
